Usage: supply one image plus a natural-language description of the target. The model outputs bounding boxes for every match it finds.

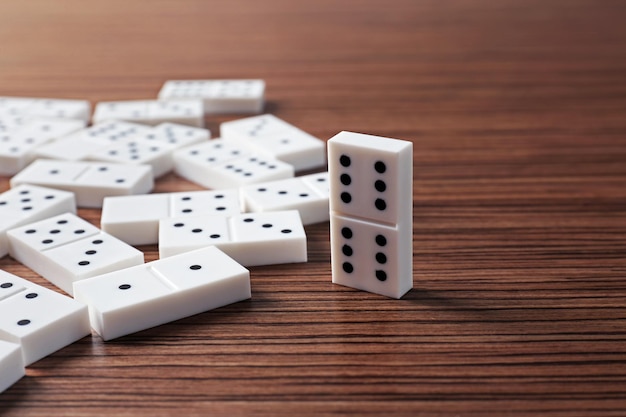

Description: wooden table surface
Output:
[1,0,626,415]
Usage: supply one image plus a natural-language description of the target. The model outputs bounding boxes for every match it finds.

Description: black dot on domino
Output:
[17,319,31,326]
[341,192,352,203]
[342,245,353,256]
[281,229,292,234]
[25,293,38,299]
[374,180,386,192]
[375,198,386,211]
[375,234,387,246]
[374,161,386,173]
[376,270,387,281]
[341,227,353,239]
[340,174,351,185]
[119,284,131,290]
[190,265,202,270]
[78,261,90,266]
[0,282,13,289]
[343,262,354,273]
[85,250,97,255]
[174,223,184,227]
[339,155,351,167]
[192,228,202,233]
[376,252,387,264]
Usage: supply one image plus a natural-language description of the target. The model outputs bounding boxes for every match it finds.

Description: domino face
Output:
[221,114,326,171]
[159,210,307,266]
[328,131,413,299]
[0,184,76,258]
[100,189,242,246]
[73,246,250,341]
[0,96,91,122]
[0,339,25,393]
[7,213,144,295]
[240,172,330,225]
[92,100,204,127]
[86,139,175,178]
[328,131,413,226]
[173,139,294,189]
[0,117,86,175]
[0,270,90,366]
[139,123,210,148]
[158,79,265,114]
[330,213,412,299]
[10,159,154,208]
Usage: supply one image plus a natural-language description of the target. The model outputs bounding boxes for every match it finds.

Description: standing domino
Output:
[10,159,154,208]
[221,114,325,171]
[73,246,251,341]
[7,213,144,295]
[0,270,90,365]
[0,184,76,258]
[328,131,413,299]
[158,79,265,114]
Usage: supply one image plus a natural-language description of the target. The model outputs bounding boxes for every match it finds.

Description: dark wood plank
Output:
[1,0,626,415]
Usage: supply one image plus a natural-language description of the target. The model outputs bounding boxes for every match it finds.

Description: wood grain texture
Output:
[1,0,626,415]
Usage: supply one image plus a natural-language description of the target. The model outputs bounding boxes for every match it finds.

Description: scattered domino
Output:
[173,138,294,189]
[10,159,154,208]
[158,79,265,114]
[240,171,330,225]
[7,213,144,295]
[0,269,90,365]
[221,114,325,171]
[0,97,91,122]
[0,339,24,393]
[159,210,307,266]
[73,246,251,341]
[0,184,76,258]
[0,117,86,175]
[92,99,204,127]
[33,120,155,161]
[328,131,413,299]
[100,189,242,246]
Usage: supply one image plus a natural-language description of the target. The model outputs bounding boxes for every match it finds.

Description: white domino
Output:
[0,269,90,365]
[92,99,204,127]
[159,210,307,266]
[0,339,24,393]
[7,213,144,295]
[328,131,413,299]
[173,138,294,189]
[0,184,76,258]
[240,172,330,225]
[0,97,91,122]
[34,120,155,161]
[10,159,154,208]
[101,189,241,246]
[86,139,176,178]
[221,114,325,171]
[0,117,86,175]
[73,246,251,341]
[134,123,210,148]
[158,79,265,114]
